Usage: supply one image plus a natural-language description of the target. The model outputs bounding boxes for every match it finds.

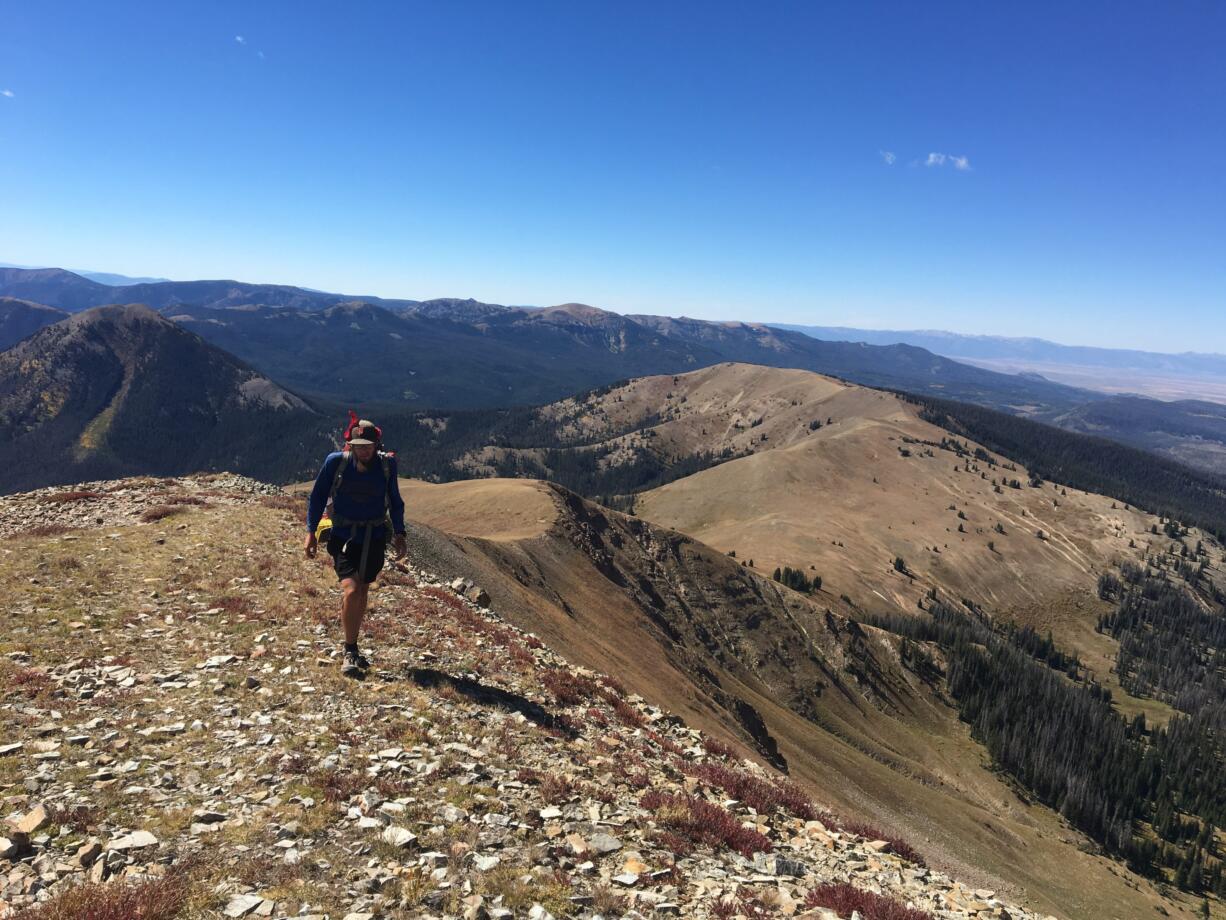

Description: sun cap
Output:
[346,418,381,446]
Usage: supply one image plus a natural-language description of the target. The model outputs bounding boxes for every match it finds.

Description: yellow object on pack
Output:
[315,516,332,542]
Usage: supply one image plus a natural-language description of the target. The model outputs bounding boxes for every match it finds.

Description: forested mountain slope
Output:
[0,304,326,492]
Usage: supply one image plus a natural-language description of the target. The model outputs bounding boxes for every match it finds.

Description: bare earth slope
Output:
[392,476,1195,920]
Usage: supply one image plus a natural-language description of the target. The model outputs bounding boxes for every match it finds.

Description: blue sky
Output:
[2,1,1223,351]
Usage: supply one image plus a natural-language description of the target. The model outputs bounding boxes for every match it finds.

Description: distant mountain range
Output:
[0,266,420,314]
[3,265,1226,484]
[775,323,1226,408]
[0,267,1096,412]
[773,323,1226,374]
[0,262,171,286]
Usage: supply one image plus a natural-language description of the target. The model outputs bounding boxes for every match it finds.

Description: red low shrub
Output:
[10,869,192,920]
[162,495,208,506]
[259,494,302,512]
[640,791,772,858]
[609,697,646,727]
[43,490,104,503]
[651,829,694,857]
[701,736,740,760]
[600,674,627,696]
[311,768,368,803]
[711,892,772,919]
[684,761,816,820]
[642,729,685,757]
[140,504,185,523]
[5,666,53,699]
[540,773,576,802]
[541,669,601,706]
[47,803,103,833]
[803,882,934,920]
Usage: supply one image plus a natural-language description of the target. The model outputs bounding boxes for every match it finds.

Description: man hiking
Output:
[305,415,407,677]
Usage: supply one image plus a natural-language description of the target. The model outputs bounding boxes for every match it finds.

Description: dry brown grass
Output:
[476,865,572,916]
[17,523,76,538]
[258,494,302,513]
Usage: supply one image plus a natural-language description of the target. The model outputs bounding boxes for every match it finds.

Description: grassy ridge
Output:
[902,392,1226,538]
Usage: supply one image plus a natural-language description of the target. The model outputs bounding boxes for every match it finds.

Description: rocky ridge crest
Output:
[0,475,1051,920]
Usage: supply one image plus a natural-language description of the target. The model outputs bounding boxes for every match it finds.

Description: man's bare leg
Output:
[340,577,369,645]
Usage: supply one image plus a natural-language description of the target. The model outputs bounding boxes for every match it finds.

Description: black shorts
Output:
[327,531,386,584]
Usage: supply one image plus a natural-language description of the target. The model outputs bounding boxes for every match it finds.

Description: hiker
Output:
[305,416,407,677]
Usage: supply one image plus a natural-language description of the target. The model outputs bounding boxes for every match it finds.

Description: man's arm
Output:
[387,457,406,535]
[307,454,338,533]
[387,457,407,557]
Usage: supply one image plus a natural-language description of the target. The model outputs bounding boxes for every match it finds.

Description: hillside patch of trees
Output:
[863,599,1226,894]
[772,566,821,594]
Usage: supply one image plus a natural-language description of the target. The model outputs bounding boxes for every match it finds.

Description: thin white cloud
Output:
[880,150,896,166]
[235,34,246,44]
[257,50,265,59]
[1,89,14,98]
[925,152,971,171]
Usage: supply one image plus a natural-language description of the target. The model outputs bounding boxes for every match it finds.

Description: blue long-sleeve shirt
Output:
[307,451,406,539]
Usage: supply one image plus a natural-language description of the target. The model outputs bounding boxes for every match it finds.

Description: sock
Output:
[344,642,359,655]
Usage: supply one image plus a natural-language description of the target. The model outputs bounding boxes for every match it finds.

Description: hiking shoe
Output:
[341,648,365,678]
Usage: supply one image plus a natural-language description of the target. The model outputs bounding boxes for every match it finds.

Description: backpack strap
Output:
[328,450,351,506]
[380,451,394,532]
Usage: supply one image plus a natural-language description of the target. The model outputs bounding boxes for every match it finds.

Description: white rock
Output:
[588,832,623,854]
[108,830,158,850]
[199,654,238,669]
[381,826,417,848]
[7,804,48,835]
[223,893,265,917]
